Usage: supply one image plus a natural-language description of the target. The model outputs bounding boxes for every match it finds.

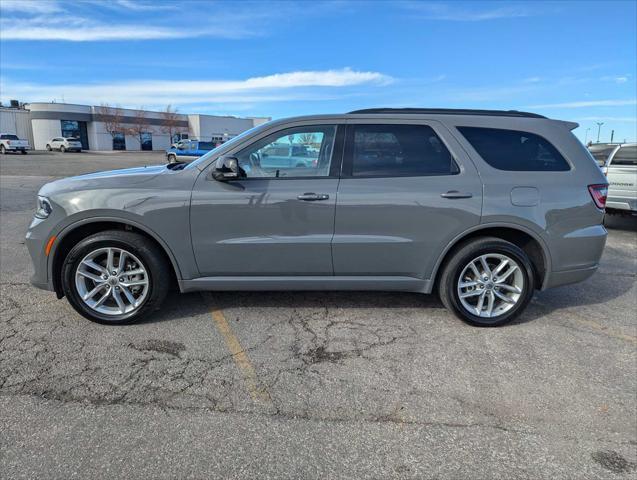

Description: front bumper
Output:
[25,216,55,292]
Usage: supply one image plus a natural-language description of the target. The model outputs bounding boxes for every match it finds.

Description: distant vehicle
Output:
[46,137,82,153]
[166,140,215,163]
[0,133,30,154]
[588,143,620,167]
[255,143,318,170]
[591,143,636,214]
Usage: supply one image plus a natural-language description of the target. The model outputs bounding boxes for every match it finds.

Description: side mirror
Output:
[212,156,244,181]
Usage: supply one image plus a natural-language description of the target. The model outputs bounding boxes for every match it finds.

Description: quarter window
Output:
[234,125,336,178]
[458,126,570,171]
[348,124,459,177]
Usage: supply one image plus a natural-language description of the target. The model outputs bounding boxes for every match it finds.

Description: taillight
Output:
[588,184,608,210]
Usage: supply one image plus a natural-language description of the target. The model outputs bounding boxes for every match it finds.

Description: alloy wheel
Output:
[75,247,149,316]
[457,253,524,318]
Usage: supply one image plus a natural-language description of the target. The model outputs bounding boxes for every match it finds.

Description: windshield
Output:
[1,134,19,140]
[185,122,272,170]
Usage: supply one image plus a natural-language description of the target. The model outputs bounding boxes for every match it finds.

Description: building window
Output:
[113,132,126,150]
[61,119,89,150]
[141,132,153,151]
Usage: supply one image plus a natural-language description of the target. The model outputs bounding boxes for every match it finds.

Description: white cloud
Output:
[600,75,630,84]
[528,99,637,108]
[576,116,636,123]
[405,2,532,21]
[112,0,177,11]
[1,69,393,107]
[0,0,62,14]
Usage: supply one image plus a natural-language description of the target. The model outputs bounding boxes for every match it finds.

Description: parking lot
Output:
[1,151,636,479]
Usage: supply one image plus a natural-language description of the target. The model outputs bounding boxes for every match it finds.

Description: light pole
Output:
[596,122,604,143]
[584,128,591,144]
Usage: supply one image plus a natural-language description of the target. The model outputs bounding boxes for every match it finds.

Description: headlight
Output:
[35,196,52,219]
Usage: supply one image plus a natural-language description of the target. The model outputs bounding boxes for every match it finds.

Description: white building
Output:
[2,102,269,151]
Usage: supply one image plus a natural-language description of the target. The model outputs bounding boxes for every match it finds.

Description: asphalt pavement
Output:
[1,151,636,479]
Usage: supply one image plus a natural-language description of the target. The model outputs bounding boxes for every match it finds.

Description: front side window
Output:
[234,125,336,178]
[348,124,459,177]
[611,146,637,166]
[458,126,570,171]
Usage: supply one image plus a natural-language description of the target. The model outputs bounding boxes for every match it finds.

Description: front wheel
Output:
[46,144,52,151]
[61,230,171,324]
[60,145,66,153]
[0,145,5,154]
[21,150,27,155]
[438,237,535,327]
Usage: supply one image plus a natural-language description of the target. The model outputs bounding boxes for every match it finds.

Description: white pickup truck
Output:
[0,133,30,154]
[590,143,637,214]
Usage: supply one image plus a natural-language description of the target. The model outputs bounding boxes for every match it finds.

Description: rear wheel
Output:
[46,144,52,151]
[61,230,171,324]
[21,150,27,155]
[60,145,66,153]
[0,145,5,154]
[438,237,535,327]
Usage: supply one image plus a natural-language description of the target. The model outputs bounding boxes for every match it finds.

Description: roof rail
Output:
[348,108,546,119]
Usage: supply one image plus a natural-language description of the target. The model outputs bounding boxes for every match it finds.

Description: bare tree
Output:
[127,108,151,149]
[95,103,125,139]
[298,133,317,146]
[159,104,184,144]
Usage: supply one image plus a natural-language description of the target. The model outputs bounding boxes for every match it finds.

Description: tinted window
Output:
[611,146,637,166]
[458,126,570,171]
[198,142,214,150]
[235,125,336,178]
[349,124,458,177]
[1,134,19,140]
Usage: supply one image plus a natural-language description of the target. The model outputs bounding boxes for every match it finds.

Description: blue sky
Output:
[1,0,635,143]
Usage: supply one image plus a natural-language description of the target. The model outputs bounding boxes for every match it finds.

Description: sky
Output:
[0,0,635,143]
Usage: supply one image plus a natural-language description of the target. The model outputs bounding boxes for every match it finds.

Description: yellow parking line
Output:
[572,317,637,345]
[211,309,273,405]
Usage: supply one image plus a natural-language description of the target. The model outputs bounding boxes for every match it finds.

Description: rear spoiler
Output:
[556,120,579,130]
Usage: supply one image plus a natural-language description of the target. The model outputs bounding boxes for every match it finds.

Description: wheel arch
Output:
[49,217,182,298]
[431,223,552,291]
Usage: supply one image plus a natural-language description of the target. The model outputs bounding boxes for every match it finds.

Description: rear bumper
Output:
[543,264,599,289]
[607,195,637,213]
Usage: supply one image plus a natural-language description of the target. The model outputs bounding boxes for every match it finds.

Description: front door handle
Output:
[441,190,473,199]
[297,192,329,201]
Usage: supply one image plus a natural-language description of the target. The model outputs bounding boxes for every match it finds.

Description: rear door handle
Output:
[441,191,473,199]
[297,192,329,201]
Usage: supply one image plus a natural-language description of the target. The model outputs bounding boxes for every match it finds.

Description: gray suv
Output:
[26,108,609,327]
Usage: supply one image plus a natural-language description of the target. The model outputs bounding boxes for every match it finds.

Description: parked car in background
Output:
[46,137,82,153]
[255,143,318,170]
[0,133,30,154]
[27,108,608,327]
[591,143,636,214]
[588,142,620,167]
[166,140,215,163]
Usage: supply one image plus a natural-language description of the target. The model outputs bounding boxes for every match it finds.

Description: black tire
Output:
[61,230,171,325]
[438,237,535,327]
[0,145,5,154]
[46,144,52,151]
[21,150,27,155]
[60,145,66,153]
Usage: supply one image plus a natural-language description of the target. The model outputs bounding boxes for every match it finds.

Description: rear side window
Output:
[458,126,570,171]
[611,146,637,166]
[348,124,459,177]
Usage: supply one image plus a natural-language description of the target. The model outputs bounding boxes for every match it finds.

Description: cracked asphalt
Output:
[1,152,636,479]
